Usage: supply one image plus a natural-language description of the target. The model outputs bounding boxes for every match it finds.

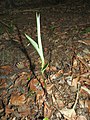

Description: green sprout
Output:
[43,117,49,120]
[25,12,48,74]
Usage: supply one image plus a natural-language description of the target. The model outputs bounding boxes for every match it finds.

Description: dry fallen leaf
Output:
[60,88,79,120]
[77,55,90,71]
[12,117,16,120]
[73,58,78,68]
[0,65,13,75]
[85,100,90,113]
[53,92,64,108]
[56,99,64,108]
[66,76,73,86]
[16,60,29,69]
[0,99,4,117]
[15,72,31,87]
[0,78,7,89]
[16,61,26,69]
[80,77,90,85]
[46,66,57,72]
[81,86,90,95]
[5,105,14,115]
[50,70,63,80]
[71,76,80,89]
[29,78,39,92]
[76,115,87,120]
[80,72,90,78]
[36,89,45,108]
[29,76,45,92]
[10,94,26,106]
[60,108,76,120]
[18,104,30,117]
[46,84,54,94]
[83,48,90,54]
[2,32,9,40]
[79,100,85,108]
[44,102,52,118]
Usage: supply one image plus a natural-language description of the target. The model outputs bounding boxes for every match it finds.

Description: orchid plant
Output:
[25,12,48,74]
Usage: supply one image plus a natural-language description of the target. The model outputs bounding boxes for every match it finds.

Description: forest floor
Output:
[0,1,90,120]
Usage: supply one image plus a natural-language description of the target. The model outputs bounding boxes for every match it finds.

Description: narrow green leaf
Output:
[36,12,44,69]
[25,34,40,54]
[36,12,43,54]
[41,63,49,74]
[25,34,44,67]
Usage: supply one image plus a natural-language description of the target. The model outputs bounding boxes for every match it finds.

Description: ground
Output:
[0,1,90,120]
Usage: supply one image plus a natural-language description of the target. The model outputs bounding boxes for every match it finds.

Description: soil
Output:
[0,0,90,120]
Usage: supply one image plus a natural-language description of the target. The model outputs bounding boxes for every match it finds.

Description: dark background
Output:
[0,0,90,9]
